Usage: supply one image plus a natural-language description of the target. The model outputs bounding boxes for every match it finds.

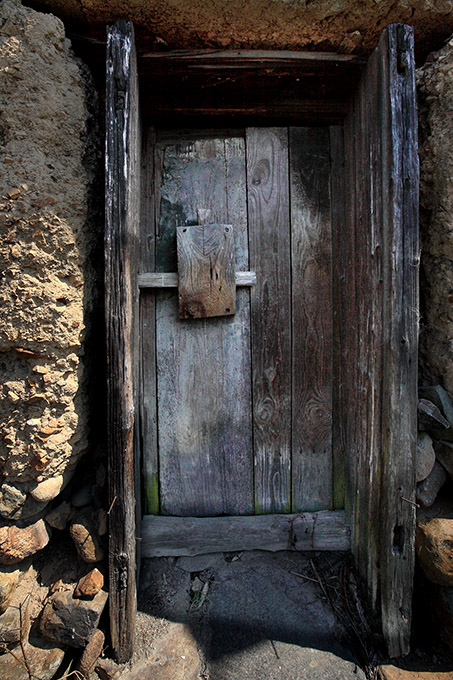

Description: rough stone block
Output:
[0,638,65,680]
[70,512,105,563]
[40,589,108,648]
[45,500,72,530]
[416,432,436,482]
[0,519,50,565]
[419,386,453,441]
[76,628,105,678]
[418,398,451,434]
[0,560,30,613]
[434,440,453,480]
[29,475,64,503]
[416,461,447,508]
[379,666,453,679]
[74,568,104,598]
[416,518,453,585]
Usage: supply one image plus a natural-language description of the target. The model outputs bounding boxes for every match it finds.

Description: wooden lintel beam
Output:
[140,48,366,69]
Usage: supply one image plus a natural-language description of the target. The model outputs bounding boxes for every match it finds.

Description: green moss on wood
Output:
[145,475,160,515]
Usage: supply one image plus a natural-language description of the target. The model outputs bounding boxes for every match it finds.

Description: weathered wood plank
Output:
[138,271,256,288]
[290,127,333,512]
[155,133,253,516]
[105,20,139,663]
[354,44,383,613]
[329,126,346,510]
[176,224,236,319]
[141,49,365,68]
[141,511,351,557]
[342,24,419,657]
[247,128,291,514]
[139,127,158,515]
[378,24,419,658]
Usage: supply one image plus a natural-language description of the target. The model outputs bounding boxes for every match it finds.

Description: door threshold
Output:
[141,510,350,557]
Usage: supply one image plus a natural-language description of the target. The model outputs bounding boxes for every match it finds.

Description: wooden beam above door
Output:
[138,49,365,124]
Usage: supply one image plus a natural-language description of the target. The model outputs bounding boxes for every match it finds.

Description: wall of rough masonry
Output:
[0,0,96,517]
[418,37,453,396]
[414,38,453,655]
[0,1,107,678]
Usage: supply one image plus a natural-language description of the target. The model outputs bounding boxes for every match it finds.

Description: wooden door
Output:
[139,126,337,519]
[106,22,418,662]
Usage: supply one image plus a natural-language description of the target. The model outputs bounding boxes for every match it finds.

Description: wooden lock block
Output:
[176,224,236,319]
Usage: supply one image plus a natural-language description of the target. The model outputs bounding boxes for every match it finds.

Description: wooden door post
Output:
[334,24,419,657]
[105,20,141,662]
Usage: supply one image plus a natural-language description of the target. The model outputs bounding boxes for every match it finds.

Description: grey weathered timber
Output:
[342,24,419,657]
[139,127,159,515]
[138,271,256,288]
[290,128,333,512]
[329,126,347,510]
[176,224,236,319]
[379,24,418,658]
[105,20,140,662]
[141,49,365,68]
[247,128,291,514]
[155,133,253,516]
[141,511,350,557]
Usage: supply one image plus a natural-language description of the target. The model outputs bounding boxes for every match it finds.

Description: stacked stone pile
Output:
[0,466,109,679]
[416,385,453,651]
[416,385,453,508]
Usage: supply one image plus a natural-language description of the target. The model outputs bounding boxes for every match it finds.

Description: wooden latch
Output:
[138,224,256,319]
[177,224,235,319]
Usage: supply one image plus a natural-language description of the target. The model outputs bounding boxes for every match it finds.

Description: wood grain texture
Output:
[329,126,347,510]
[290,128,333,512]
[138,271,256,288]
[105,20,139,663]
[142,511,350,556]
[342,25,419,657]
[247,128,291,514]
[177,224,236,318]
[141,49,365,69]
[378,25,419,658]
[155,133,253,516]
[139,127,159,515]
[352,43,383,615]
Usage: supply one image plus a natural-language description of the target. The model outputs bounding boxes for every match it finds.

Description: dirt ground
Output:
[116,550,377,680]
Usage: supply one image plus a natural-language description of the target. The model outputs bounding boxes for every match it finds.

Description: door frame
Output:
[105,22,418,661]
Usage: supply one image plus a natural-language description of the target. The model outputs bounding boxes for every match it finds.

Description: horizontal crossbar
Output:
[138,271,256,289]
[141,511,350,557]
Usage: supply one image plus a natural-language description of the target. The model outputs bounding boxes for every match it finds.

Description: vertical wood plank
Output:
[105,20,139,663]
[247,128,291,514]
[139,127,159,515]
[290,127,333,512]
[155,133,253,516]
[329,126,347,510]
[379,24,419,658]
[342,24,419,657]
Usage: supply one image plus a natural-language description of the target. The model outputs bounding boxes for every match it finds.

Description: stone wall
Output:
[413,38,453,656]
[418,37,453,395]
[0,1,107,677]
[0,0,96,517]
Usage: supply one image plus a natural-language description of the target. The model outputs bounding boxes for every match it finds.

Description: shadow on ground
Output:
[130,550,372,680]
